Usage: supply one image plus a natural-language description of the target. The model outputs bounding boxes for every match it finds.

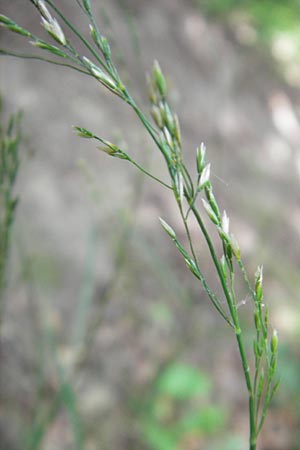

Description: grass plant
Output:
[0,101,21,323]
[0,1,280,448]
[20,163,145,450]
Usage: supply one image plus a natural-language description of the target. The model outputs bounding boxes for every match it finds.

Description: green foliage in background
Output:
[140,363,226,450]
[198,0,300,40]
[278,341,300,413]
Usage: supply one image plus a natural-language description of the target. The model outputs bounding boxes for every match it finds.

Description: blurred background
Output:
[0,1,300,449]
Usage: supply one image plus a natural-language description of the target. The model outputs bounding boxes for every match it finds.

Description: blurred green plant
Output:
[0,101,21,322]
[25,313,85,450]
[278,340,300,419]
[18,157,146,450]
[0,1,280,449]
[197,0,300,41]
[140,362,226,450]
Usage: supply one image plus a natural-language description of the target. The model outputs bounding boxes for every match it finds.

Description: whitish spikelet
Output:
[202,198,219,225]
[222,210,230,234]
[271,329,278,354]
[37,0,52,22]
[41,16,66,46]
[159,218,176,239]
[196,142,206,175]
[152,60,166,98]
[255,265,263,300]
[199,163,211,188]
[82,57,116,90]
[73,126,94,139]
[230,234,241,260]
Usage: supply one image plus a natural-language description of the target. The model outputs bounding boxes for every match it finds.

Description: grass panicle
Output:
[0,2,280,448]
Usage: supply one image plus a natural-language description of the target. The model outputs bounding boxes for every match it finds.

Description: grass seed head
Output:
[152,60,166,98]
[205,186,220,218]
[222,210,230,234]
[196,142,206,175]
[174,171,184,202]
[230,233,241,260]
[83,0,92,13]
[99,36,111,60]
[30,40,68,57]
[202,198,219,225]
[159,217,176,239]
[173,114,181,146]
[37,0,52,22]
[89,24,100,44]
[147,76,158,105]
[0,15,15,26]
[255,265,263,301]
[163,126,173,148]
[220,254,228,279]
[0,16,31,37]
[151,105,163,128]
[73,126,94,139]
[199,162,211,188]
[163,103,175,134]
[83,57,117,90]
[41,16,66,46]
[254,309,260,330]
[271,329,278,354]
[97,141,128,160]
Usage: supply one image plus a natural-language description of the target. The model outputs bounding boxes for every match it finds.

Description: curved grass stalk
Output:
[0,2,280,448]
[0,49,91,75]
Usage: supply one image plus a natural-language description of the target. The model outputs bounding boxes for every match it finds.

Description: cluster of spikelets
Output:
[0,2,280,448]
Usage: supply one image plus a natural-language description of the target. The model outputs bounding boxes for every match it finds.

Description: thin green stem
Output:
[127,156,172,189]
[125,96,161,149]
[190,204,235,314]
[238,259,256,300]
[254,361,263,420]
[238,259,268,339]
[83,3,119,78]
[173,232,234,328]
[177,198,233,327]
[178,200,198,266]
[92,135,171,188]
[197,275,235,328]
[0,49,91,75]
[190,203,257,448]
[181,164,194,198]
[185,183,200,220]
[74,0,85,13]
[257,353,273,435]
[229,269,237,307]
[253,336,261,395]
[44,0,111,74]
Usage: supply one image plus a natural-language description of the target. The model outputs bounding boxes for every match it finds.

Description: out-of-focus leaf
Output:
[156,363,211,400]
[179,405,226,434]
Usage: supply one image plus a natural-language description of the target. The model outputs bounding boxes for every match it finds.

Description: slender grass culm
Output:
[0,102,21,324]
[0,1,280,448]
